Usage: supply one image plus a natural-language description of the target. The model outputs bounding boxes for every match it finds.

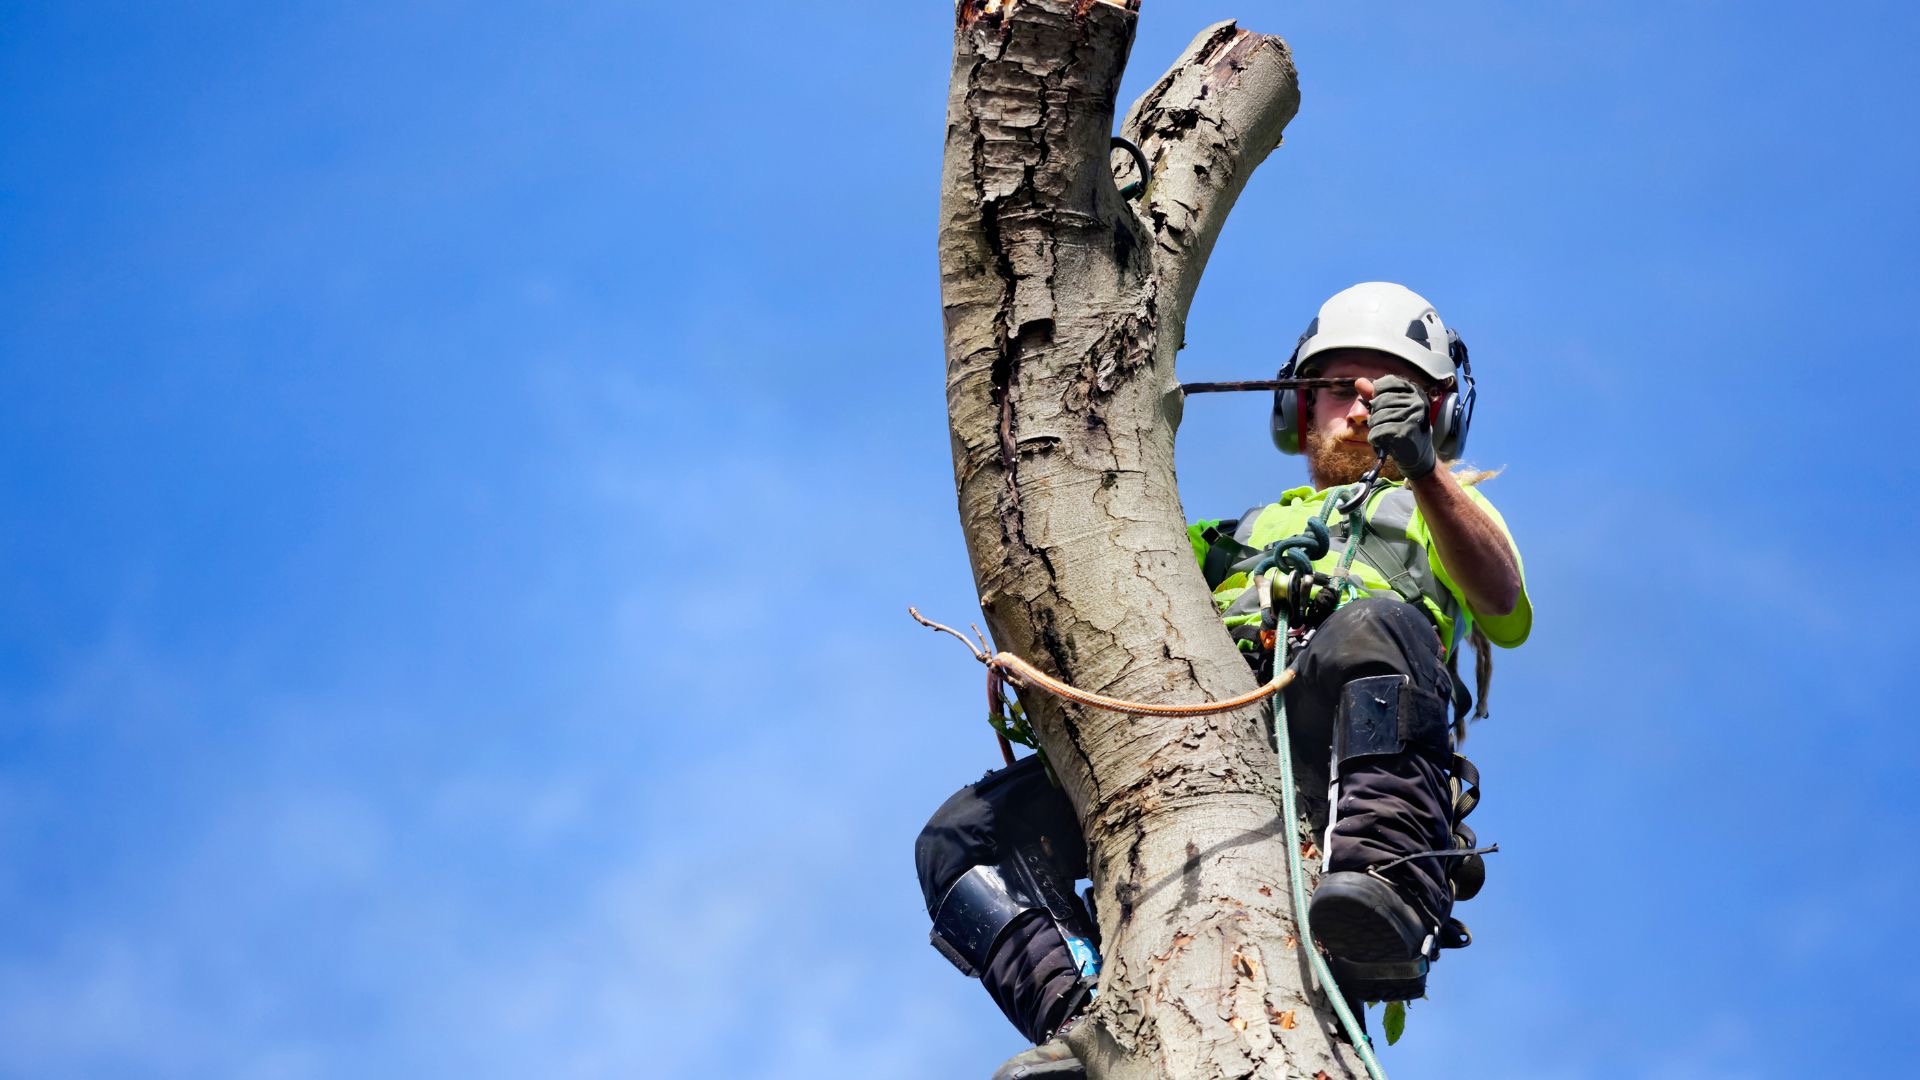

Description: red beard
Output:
[1303,428,1402,489]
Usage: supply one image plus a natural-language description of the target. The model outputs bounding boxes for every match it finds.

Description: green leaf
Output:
[1382,1000,1407,1046]
[986,708,1038,750]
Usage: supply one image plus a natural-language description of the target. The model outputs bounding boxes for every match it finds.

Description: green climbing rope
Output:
[1272,482,1390,1080]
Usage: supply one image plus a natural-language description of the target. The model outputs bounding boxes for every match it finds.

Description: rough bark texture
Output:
[938,3,1365,1078]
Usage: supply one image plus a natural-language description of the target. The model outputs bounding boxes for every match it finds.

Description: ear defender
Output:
[1271,327,1477,460]
[1270,345,1307,455]
[1434,329,1475,460]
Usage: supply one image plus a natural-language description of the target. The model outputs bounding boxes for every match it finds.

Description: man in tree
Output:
[916,282,1531,1075]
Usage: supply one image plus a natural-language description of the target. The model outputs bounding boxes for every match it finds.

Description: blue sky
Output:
[2,2,1916,1077]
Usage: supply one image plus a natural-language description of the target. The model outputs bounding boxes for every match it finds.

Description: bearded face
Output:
[1303,424,1404,489]
[1297,350,1437,490]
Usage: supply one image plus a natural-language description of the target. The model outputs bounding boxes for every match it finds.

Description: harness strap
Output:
[1450,753,1481,820]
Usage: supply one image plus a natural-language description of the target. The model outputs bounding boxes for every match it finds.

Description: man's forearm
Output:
[1406,470,1521,618]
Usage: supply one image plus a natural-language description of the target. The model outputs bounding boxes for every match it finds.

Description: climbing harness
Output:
[910,479,1369,728]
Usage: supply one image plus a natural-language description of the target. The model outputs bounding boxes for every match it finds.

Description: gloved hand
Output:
[1365,375,1437,479]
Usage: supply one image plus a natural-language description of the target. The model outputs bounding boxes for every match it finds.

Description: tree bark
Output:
[938,2,1365,1077]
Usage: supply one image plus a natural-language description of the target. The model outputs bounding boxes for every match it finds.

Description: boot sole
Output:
[1312,888,1414,962]
[991,1040,1085,1080]
[1310,872,1431,1001]
[992,1054,1084,1080]
[998,1053,1090,1068]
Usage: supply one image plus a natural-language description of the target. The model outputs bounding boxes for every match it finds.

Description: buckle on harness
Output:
[1261,568,1340,655]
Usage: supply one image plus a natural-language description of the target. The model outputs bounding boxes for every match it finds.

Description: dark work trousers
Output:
[914,597,1460,1043]
[1284,596,1458,926]
[915,755,1089,1044]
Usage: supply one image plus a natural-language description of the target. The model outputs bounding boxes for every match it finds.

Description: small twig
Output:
[908,606,990,663]
[970,623,992,655]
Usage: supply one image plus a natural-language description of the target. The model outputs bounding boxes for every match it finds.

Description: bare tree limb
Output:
[937,3,1359,1077]
[1121,21,1299,341]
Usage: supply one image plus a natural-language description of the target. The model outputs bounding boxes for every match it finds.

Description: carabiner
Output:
[1335,450,1389,516]
[1110,136,1151,201]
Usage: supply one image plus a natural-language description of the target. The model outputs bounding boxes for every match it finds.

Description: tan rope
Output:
[910,607,1292,718]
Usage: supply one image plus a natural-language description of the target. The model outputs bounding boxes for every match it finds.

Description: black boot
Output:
[991,1031,1085,1080]
[1308,673,1460,1001]
[1310,870,1435,1001]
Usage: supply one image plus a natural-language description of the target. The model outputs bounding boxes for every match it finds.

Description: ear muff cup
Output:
[1271,326,1477,459]
[1437,329,1475,460]
[1429,384,1471,460]
[1420,379,1473,460]
[1270,347,1306,455]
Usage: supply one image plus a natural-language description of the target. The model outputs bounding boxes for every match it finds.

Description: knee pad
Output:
[929,844,1100,983]
[1330,677,1489,914]
[915,756,1084,920]
[1331,674,1451,768]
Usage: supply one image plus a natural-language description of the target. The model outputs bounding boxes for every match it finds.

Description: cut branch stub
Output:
[1121,22,1298,328]
[960,0,1142,32]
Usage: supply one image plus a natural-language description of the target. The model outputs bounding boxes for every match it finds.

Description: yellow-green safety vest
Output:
[1187,481,1531,659]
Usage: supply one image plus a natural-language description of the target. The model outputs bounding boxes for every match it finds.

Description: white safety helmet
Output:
[1296,281,1453,381]
[1271,282,1476,457]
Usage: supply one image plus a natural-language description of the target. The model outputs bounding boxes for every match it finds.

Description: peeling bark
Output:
[938,3,1363,1078]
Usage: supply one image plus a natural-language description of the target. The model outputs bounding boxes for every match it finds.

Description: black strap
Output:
[1450,753,1481,821]
[1201,531,1256,590]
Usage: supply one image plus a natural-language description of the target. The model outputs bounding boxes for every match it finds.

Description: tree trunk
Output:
[938,2,1366,1077]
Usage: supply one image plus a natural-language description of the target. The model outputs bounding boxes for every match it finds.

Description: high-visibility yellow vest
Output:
[1188,481,1531,659]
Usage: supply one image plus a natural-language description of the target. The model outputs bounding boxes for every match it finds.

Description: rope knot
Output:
[1253,516,1331,578]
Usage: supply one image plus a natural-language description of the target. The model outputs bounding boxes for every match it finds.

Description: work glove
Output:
[1366,375,1437,480]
